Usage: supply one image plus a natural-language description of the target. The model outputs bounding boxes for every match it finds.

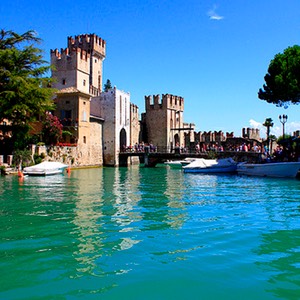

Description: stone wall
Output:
[31,122,103,167]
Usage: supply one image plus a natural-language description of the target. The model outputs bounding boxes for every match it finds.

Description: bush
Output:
[13,149,33,168]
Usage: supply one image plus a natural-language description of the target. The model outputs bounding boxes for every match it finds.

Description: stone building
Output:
[51,33,140,166]
[91,87,139,166]
[142,94,190,151]
[242,128,261,141]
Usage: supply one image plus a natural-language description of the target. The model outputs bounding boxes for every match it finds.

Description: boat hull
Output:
[237,162,300,178]
[183,158,237,174]
[183,165,237,174]
[23,169,65,176]
[23,162,68,176]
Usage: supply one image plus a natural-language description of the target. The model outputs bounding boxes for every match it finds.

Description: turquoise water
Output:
[0,166,300,299]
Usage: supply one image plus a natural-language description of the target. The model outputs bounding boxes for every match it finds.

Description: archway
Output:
[120,128,127,152]
[174,133,180,147]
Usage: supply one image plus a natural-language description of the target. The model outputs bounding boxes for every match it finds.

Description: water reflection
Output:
[70,167,144,277]
[69,166,192,276]
[138,167,187,231]
[71,169,105,275]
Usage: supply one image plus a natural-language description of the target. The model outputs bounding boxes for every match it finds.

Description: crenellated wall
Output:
[145,94,184,112]
[242,128,261,141]
[51,33,106,96]
[67,34,106,58]
[143,94,185,151]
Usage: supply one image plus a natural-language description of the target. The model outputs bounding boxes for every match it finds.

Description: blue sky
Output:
[2,0,300,138]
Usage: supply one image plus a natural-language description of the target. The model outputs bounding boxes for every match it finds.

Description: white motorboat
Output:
[237,161,300,178]
[23,161,68,176]
[164,157,196,168]
[183,158,237,173]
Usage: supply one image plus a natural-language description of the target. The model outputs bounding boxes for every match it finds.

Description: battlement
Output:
[145,94,184,111]
[67,34,106,58]
[242,127,260,140]
[51,47,90,62]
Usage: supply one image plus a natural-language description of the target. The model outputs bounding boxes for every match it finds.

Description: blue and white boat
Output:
[237,161,300,178]
[183,158,237,174]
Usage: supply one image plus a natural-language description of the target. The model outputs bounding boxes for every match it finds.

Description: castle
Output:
[49,33,262,167]
[50,33,196,166]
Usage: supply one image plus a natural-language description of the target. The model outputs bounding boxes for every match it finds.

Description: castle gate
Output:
[120,128,127,151]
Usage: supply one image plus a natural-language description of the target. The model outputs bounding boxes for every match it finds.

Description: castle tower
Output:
[143,94,185,151]
[51,34,106,96]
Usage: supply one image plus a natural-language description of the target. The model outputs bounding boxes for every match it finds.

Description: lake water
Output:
[0,166,300,299]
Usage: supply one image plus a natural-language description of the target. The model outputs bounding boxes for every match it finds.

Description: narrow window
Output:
[62,79,66,85]
[120,95,122,125]
[82,110,87,121]
[83,79,86,86]
[83,136,86,144]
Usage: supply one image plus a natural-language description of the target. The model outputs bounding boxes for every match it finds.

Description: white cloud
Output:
[249,119,262,129]
[207,5,224,20]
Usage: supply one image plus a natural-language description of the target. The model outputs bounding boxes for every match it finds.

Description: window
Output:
[61,110,71,119]
[83,136,86,144]
[120,95,122,125]
[83,79,86,86]
[82,110,87,121]
[62,79,66,85]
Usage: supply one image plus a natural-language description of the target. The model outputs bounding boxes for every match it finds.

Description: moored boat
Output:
[183,158,237,173]
[164,157,196,168]
[23,161,68,176]
[237,161,300,178]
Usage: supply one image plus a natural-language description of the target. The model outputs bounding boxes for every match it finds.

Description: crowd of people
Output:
[122,142,157,153]
[121,141,296,162]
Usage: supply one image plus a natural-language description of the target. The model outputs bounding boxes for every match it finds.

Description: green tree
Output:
[263,118,274,152]
[258,45,300,107]
[0,29,55,149]
[104,79,112,92]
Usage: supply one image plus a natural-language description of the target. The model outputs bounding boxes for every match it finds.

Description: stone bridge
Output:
[119,151,262,167]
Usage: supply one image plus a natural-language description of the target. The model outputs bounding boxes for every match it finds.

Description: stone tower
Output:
[90,87,132,166]
[51,34,106,96]
[143,94,184,151]
[50,34,106,166]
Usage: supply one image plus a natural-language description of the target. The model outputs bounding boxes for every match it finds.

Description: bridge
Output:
[119,149,262,167]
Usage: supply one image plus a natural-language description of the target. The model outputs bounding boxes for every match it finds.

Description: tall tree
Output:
[263,118,274,152]
[0,29,55,149]
[258,45,300,107]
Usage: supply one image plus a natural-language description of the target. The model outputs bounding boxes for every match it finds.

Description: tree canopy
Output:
[104,79,112,92]
[0,29,55,149]
[258,45,300,107]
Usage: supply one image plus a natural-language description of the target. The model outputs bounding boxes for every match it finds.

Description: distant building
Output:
[242,128,261,141]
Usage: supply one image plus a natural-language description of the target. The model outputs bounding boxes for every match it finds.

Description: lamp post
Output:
[279,114,288,138]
